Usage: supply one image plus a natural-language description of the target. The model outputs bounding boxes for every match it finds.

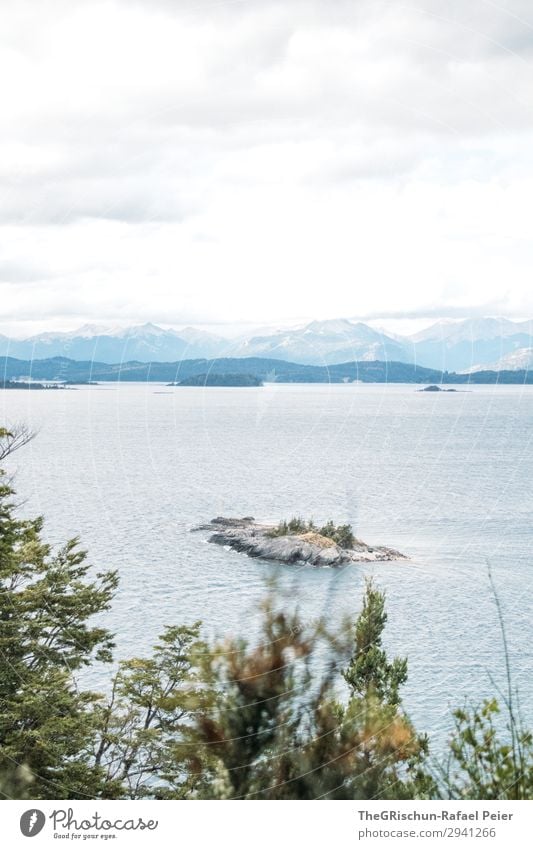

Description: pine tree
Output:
[0,427,118,798]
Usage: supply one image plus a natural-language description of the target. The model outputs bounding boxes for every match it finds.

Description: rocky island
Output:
[418,384,457,392]
[193,516,406,567]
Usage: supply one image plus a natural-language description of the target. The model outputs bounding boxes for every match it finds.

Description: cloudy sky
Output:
[1,0,533,336]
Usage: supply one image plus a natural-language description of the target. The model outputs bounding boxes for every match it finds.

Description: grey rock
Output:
[193,517,406,567]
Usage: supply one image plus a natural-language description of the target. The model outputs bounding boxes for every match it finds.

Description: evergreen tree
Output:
[0,427,118,798]
[2,425,530,801]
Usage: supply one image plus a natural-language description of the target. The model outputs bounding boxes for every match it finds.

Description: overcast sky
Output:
[1,0,533,337]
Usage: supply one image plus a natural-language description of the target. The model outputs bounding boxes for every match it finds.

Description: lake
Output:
[1,381,532,749]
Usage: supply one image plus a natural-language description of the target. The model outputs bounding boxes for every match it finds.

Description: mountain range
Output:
[1,317,532,372]
[2,355,532,385]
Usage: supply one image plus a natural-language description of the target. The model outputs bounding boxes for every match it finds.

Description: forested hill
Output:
[0,355,532,384]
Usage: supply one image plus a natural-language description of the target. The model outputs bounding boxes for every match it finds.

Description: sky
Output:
[1,0,533,337]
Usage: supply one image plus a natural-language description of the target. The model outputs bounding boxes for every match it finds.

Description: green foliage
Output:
[266,516,311,536]
[0,763,35,799]
[318,520,355,548]
[1,425,532,801]
[92,623,212,799]
[0,432,118,798]
[437,566,533,800]
[177,373,263,387]
[267,517,356,548]
[191,597,330,798]
[186,582,433,799]
[440,699,533,799]
[343,578,408,705]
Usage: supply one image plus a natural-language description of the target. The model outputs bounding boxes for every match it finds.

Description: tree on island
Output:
[267,517,356,548]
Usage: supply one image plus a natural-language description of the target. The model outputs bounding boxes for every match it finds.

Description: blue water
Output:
[1,382,532,749]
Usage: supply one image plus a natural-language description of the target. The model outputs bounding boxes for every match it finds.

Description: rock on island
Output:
[193,516,406,567]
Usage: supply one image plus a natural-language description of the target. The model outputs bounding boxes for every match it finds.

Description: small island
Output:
[193,516,406,566]
[418,385,457,392]
[169,373,263,387]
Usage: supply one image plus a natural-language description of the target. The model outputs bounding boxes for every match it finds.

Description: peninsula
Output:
[0,380,68,390]
[194,516,406,566]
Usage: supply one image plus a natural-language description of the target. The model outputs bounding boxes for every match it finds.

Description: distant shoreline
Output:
[1,355,532,385]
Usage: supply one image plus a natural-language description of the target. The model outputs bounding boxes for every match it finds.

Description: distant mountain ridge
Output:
[1,317,532,372]
[232,319,407,365]
[1,355,533,385]
[0,323,228,363]
[466,346,533,373]
[406,317,533,371]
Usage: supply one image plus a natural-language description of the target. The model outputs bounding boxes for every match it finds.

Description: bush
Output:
[439,699,533,799]
[267,517,355,547]
[2,426,532,801]
[186,580,432,799]
[319,521,355,548]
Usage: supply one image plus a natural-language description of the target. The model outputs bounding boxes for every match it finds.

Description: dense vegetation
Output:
[175,373,263,387]
[0,381,65,390]
[267,517,357,549]
[1,355,533,385]
[0,426,531,800]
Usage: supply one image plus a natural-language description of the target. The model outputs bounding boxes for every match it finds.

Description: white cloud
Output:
[1,0,533,332]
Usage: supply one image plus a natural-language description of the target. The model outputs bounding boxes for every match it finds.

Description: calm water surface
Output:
[1,382,532,747]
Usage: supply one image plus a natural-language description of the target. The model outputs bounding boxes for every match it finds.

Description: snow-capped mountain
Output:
[229,319,410,365]
[407,318,533,371]
[411,317,530,343]
[1,317,533,370]
[467,347,533,373]
[0,323,230,362]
